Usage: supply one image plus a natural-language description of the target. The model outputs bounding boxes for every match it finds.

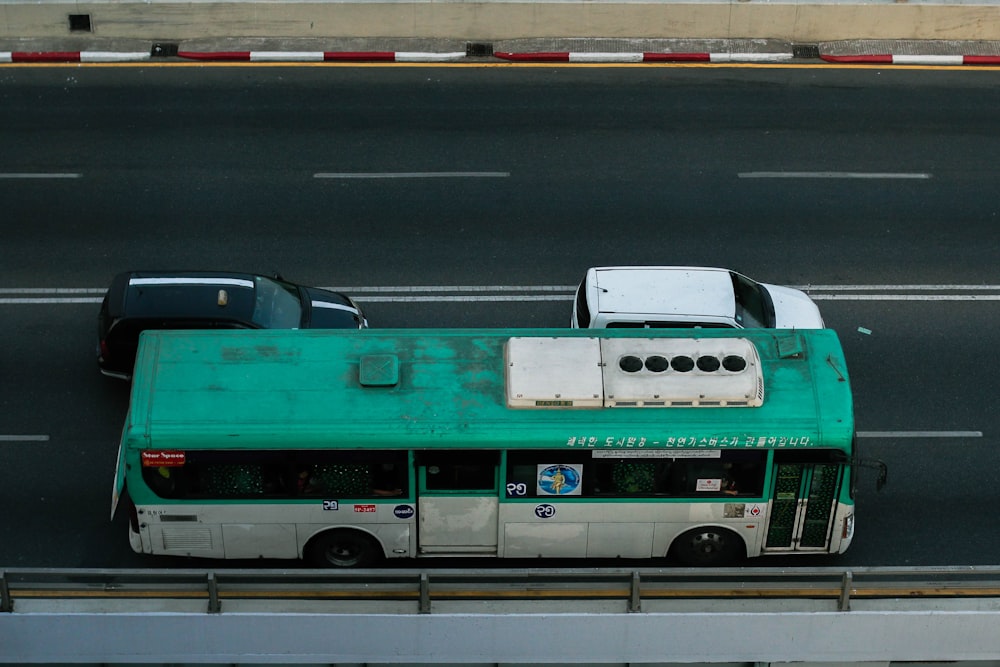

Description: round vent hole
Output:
[670,355,694,372]
[697,355,721,372]
[644,355,669,372]
[619,355,643,373]
[722,355,747,372]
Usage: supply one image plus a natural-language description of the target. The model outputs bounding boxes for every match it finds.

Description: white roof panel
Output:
[592,266,736,319]
[505,337,604,408]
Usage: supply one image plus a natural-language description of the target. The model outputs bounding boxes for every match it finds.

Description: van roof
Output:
[592,266,736,318]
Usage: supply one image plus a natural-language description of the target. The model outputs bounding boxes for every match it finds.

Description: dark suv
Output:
[97,271,368,379]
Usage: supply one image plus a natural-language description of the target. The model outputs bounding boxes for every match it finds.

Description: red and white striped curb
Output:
[493,51,795,63]
[176,50,467,62]
[6,49,1000,65]
[822,54,1000,65]
[0,50,151,63]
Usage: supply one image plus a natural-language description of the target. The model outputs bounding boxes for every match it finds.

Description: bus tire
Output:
[305,530,382,568]
[670,527,744,567]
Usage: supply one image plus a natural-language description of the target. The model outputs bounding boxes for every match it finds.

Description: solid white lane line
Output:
[352,295,572,302]
[0,298,103,304]
[738,171,932,179]
[328,285,577,293]
[795,285,1000,291]
[0,435,50,441]
[3,284,1000,304]
[857,431,983,438]
[314,172,509,178]
[811,295,1000,301]
[0,288,107,294]
[3,285,998,295]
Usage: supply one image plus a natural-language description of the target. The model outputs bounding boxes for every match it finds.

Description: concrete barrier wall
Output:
[2,1,1000,42]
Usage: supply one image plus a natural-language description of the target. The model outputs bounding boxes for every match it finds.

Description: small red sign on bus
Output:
[141,450,186,467]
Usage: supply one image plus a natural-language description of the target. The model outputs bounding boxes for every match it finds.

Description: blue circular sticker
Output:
[393,505,415,519]
[534,504,556,519]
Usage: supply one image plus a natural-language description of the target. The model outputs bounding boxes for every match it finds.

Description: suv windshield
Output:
[730,273,774,328]
[251,277,303,328]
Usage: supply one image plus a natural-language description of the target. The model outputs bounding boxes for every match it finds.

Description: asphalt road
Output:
[0,64,998,568]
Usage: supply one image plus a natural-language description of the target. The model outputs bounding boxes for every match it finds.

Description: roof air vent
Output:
[601,338,763,408]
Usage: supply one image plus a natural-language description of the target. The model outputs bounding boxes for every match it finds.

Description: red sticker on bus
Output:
[141,450,186,467]
[354,504,377,513]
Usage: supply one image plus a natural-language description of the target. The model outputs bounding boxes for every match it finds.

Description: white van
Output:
[571,266,824,329]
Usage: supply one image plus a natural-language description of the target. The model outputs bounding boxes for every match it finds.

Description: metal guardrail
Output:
[4,565,1000,615]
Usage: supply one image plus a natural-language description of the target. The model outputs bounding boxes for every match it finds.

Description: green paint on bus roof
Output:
[125,328,854,452]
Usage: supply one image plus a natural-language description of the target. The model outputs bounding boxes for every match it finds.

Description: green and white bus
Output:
[112,327,859,567]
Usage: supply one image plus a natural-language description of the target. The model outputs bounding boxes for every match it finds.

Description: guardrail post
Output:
[419,573,431,614]
[0,571,11,613]
[838,571,853,611]
[628,571,641,613]
[207,572,221,614]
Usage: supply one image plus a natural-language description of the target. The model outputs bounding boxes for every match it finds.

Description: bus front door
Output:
[415,451,499,556]
[762,455,844,553]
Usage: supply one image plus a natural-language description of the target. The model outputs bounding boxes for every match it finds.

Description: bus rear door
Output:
[416,451,500,556]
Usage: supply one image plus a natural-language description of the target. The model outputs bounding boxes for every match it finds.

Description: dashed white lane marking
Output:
[314,172,510,178]
[738,171,932,179]
[0,173,81,179]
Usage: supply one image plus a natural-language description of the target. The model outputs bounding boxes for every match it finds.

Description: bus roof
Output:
[125,328,854,452]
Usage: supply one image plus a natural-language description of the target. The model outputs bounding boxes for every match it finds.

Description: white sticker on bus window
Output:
[696,478,722,492]
[537,464,582,496]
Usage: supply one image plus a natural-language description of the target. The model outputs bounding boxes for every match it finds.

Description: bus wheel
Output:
[671,527,743,567]
[306,530,381,568]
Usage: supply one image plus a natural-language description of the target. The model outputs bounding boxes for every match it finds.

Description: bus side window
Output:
[611,460,657,494]
[669,452,767,497]
[420,451,498,491]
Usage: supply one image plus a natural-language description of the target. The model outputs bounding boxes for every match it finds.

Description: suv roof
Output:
[98,270,366,379]
[110,272,259,322]
[573,266,824,330]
